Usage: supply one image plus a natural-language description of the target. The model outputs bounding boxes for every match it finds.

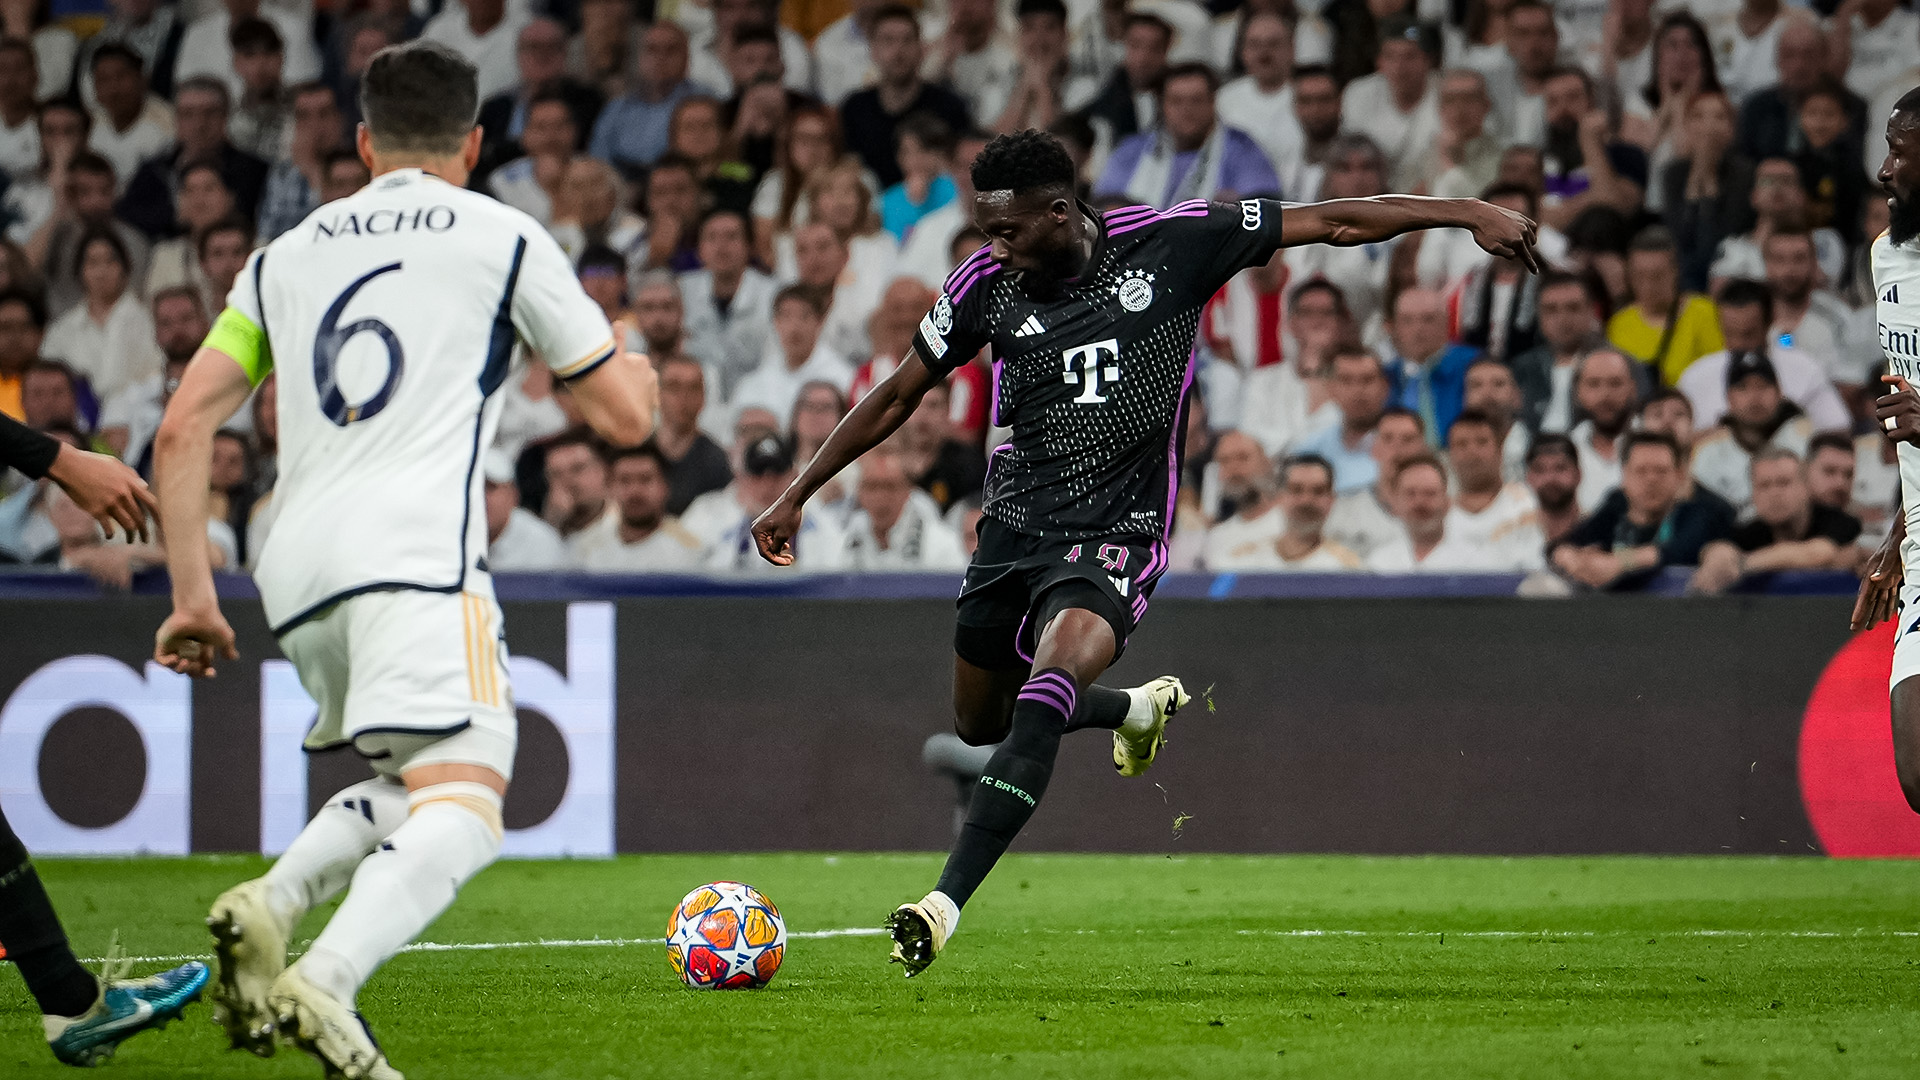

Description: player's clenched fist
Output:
[154,604,238,678]
[1876,374,1920,444]
[751,498,804,566]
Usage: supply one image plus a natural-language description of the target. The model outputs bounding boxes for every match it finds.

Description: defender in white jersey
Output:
[151,42,656,1079]
[1854,86,1920,821]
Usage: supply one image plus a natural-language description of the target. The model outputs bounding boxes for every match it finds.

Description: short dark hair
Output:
[360,41,478,155]
[176,75,231,110]
[546,426,607,458]
[1896,83,1920,117]
[1278,452,1334,487]
[1808,430,1854,458]
[0,286,45,328]
[607,442,669,473]
[1448,408,1498,438]
[230,16,283,54]
[1160,61,1220,97]
[1379,404,1426,433]
[695,205,750,242]
[1537,269,1587,297]
[77,225,130,274]
[896,111,955,156]
[197,215,255,258]
[39,99,89,139]
[67,150,114,182]
[1016,0,1067,22]
[1621,429,1681,466]
[1292,63,1336,88]
[1628,224,1676,255]
[1123,11,1173,43]
[1330,344,1381,374]
[1291,277,1349,316]
[90,42,143,75]
[151,284,205,318]
[869,3,920,35]
[1564,206,1631,255]
[1801,77,1849,111]
[972,129,1076,195]
[1762,227,1815,253]
[1543,65,1593,100]
[1392,452,1447,487]
[774,283,828,318]
[1526,432,1577,467]
[1716,277,1774,323]
[577,243,626,278]
[1640,386,1691,416]
[731,24,780,50]
[1480,180,1538,218]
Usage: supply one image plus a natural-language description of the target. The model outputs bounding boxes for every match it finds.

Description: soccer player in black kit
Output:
[751,130,1540,976]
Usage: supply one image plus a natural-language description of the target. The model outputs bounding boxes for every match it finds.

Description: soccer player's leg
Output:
[1890,583,1920,813]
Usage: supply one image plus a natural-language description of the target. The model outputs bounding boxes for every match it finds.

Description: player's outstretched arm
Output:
[151,346,252,678]
[567,323,659,448]
[751,347,943,565]
[1280,196,1541,272]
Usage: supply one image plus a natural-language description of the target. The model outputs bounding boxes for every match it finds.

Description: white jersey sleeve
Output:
[1872,231,1920,576]
[510,225,617,381]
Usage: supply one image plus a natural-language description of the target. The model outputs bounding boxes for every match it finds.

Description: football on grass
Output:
[666,881,787,989]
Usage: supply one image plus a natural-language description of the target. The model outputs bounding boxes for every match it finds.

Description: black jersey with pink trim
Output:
[912,197,1289,541]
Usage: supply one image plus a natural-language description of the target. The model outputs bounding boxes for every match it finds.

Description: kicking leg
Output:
[208,776,408,1056]
[1893,677,1920,813]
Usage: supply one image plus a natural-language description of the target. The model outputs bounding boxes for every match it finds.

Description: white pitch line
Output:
[83,927,889,966]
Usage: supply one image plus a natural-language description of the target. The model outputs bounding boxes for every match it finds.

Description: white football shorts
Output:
[278,584,518,779]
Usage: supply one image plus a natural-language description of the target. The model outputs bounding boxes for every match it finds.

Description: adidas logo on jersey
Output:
[1015,314,1046,337]
[1886,284,1901,304]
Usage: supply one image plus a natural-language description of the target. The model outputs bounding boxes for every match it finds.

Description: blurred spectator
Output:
[1495,0,1558,145]
[1831,0,1919,100]
[630,269,690,360]
[668,95,755,215]
[86,44,173,192]
[1763,229,1858,391]
[840,447,968,569]
[1293,345,1389,493]
[1677,278,1847,432]
[483,450,568,571]
[1525,433,1584,544]
[26,151,150,320]
[419,0,529,101]
[686,433,847,571]
[680,208,777,399]
[1095,61,1279,206]
[750,103,843,264]
[576,245,629,326]
[143,159,236,299]
[1325,405,1422,557]
[1709,157,1846,288]
[1422,68,1500,198]
[1691,447,1862,592]
[1851,430,1900,547]
[1539,66,1648,232]
[0,287,43,419]
[692,0,815,99]
[554,161,642,263]
[1736,17,1866,164]
[839,6,971,190]
[1340,16,1438,194]
[1561,205,1630,307]
[257,82,342,241]
[892,379,983,510]
[880,113,956,242]
[898,129,987,288]
[1661,91,1754,291]
[730,284,852,422]
[635,155,702,272]
[788,164,896,343]
[20,359,80,432]
[1445,409,1545,570]
[789,380,848,499]
[1383,286,1477,447]
[1214,10,1295,184]
[1622,12,1717,168]
[0,39,42,183]
[320,147,369,201]
[118,77,268,237]
[5,101,89,253]
[813,0,889,106]
[1446,184,1545,365]
[1368,453,1499,572]
[849,277,941,406]
[1511,271,1607,434]
[99,285,201,467]
[1284,135,1392,326]
[1236,281,1344,457]
[198,216,251,307]
[1201,429,1280,568]
[1568,348,1638,510]
[177,0,320,102]
[645,354,733,514]
[207,426,255,556]
[1081,12,1172,151]
[588,22,703,177]
[1792,79,1865,246]
[721,35,800,182]
[488,89,579,226]
[568,0,638,100]
[1461,357,1528,482]
[923,0,1016,125]
[571,444,705,570]
[0,421,82,561]
[1553,432,1732,588]
[1720,0,1789,106]
[476,19,604,186]
[43,227,158,402]
[1279,64,1342,201]
[991,0,1080,136]
[227,17,289,163]
[1805,431,1856,515]
[541,428,612,539]
[1606,226,1723,387]
[78,0,183,106]
[1690,350,1813,516]
[1234,453,1363,571]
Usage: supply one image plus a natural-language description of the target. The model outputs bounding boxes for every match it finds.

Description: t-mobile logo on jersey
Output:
[1061,338,1122,404]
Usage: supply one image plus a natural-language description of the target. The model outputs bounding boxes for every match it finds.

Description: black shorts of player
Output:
[953,517,1167,672]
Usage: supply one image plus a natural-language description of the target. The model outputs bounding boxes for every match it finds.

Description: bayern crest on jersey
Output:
[1115,269,1154,312]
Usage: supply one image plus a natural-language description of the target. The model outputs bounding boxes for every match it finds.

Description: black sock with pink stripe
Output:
[933,668,1079,908]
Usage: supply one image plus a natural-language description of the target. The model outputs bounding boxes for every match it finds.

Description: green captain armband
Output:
[205,306,273,386]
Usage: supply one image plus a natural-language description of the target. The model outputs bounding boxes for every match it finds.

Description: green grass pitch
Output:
[5,854,1920,1078]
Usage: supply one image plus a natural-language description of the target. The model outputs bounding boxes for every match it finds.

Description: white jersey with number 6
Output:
[232,168,615,632]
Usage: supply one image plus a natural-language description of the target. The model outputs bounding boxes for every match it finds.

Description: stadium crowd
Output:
[0,0,1909,588]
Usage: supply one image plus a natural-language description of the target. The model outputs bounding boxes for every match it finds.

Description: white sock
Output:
[300,791,502,1005]
[1120,688,1155,735]
[924,889,961,935]
[264,778,409,926]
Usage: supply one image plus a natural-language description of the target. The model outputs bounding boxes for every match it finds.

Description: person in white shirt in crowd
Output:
[1485,0,1557,147]
[419,0,529,101]
[42,226,158,403]
[1368,453,1501,572]
[100,285,203,468]
[1444,408,1545,570]
[630,268,689,360]
[898,129,988,289]
[1292,344,1390,493]
[686,432,847,571]
[788,219,889,364]
[1461,356,1529,482]
[1567,347,1639,510]
[1525,432,1584,545]
[679,207,777,402]
[1229,452,1365,571]
[1286,134,1398,331]
[1202,430,1283,569]
[1278,64,1343,201]
[175,0,319,102]
[142,159,235,301]
[839,446,968,570]
[482,450,568,571]
[571,443,705,570]
[1214,10,1297,186]
[541,428,613,540]
[1418,67,1504,199]
[1509,270,1608,435]
[486,89,576,226]
[1828,0,1919,101]
[1675,278,1848,433]
[1761,228,1858,392]
[689,0,815,98]
[1689,349,1812,517]
[922,0,1017,124]
[1235,278,1345,458]
[1717,0,1788,105]
[1065,0,1126,104]
[550,157,645,264]
[1326,406,1424,559]
[84,44,172,192]
[990,0,1092,135]
[812,0,890,106]
[1341,16,1441,193]
[1092,61,1281,207]
[788,378,859,513]
[729,284,855,425]
[226,18,291,164]
[1709,157,1847,287]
